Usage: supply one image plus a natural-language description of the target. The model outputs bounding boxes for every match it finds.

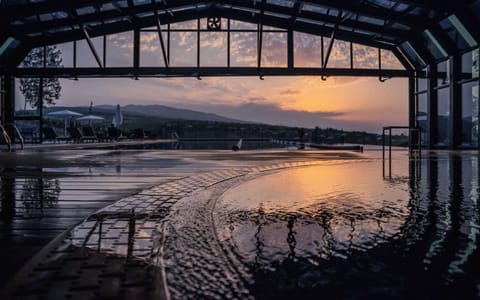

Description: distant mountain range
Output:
[96,104,245,123]
[43,104,246,123]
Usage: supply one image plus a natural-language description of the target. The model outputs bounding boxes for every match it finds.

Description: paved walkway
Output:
[3,160,334,299]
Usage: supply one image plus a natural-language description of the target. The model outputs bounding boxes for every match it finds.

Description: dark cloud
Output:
[279,88,300,95]
[246,96,267,101]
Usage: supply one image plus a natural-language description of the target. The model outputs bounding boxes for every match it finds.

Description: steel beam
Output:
[5,67,409,78]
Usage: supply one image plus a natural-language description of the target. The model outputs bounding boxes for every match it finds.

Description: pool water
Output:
[163,152,480,299]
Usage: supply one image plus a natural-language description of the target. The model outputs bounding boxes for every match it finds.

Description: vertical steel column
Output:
[2,75,15,136]
[103,35,107,67]
[350,42,353,69]
[389,127,392,177]
[0,76,4,123]
[409,75,416,150]
[133,28,140,70]
[257,23,263,69]
[197,18,200,69]
[409,76,416,128]
[39,46,46,143]
[287,29,294,69]
[449,55,461,148]
[227,19,231,68]
[73,40,77,69]
[320,36,324,67]
[427,64,437,148]
[167,24,170,64]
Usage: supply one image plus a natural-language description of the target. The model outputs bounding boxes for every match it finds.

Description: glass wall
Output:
[417,67,428,91]
[417,93,428,144]
[461,49,479,146]
[461,81,479,146]
[437,87,450,146]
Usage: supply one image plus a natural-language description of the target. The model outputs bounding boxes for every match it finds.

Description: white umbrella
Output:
[77,114,105,126]
[46,109,83,136]
[77,115,105,121]
[112,104,123,128]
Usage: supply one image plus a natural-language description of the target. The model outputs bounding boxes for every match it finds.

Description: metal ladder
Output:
[0,123,25,151]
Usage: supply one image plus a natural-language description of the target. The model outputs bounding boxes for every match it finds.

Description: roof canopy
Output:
[1,0,479,71]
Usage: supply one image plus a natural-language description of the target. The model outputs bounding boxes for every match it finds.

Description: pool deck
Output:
[0,147,364,298]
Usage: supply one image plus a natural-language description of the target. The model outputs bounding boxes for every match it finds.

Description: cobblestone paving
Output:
[3,160,349,299]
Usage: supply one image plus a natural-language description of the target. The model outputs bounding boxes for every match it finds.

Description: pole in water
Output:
[232,138,242,151]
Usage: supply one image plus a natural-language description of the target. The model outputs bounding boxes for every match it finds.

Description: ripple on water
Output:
[217,163,411,266]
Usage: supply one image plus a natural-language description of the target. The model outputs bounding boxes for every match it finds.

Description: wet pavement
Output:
[1,148,480,299]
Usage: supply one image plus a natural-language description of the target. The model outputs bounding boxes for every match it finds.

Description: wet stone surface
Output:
[3,161,326,299]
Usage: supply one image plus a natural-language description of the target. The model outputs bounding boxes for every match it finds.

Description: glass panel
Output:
[76,37,103,67]
[462,48,479,80]
[380,49,404,70]
[437,59,450,86]
[140,32,167,67]
[267,0,295,8]
[327,40,350,68]
[294,32,322,67]
[417,67,428,92]
[462,81,479,146]
[437,87,450,146]
[439,16,477,50]
[0,37,20,58]
[352,44,378,69]
[400,42,426,68]
[261,32,287,67]
[106,31,133,67]
[170,20,197,30]
[170,32,197,67]
[200,32,227,66]
[229,20,257,30]
[448,15,477,47]
[20,47,44,68]
[56,42,72,68]
[15,78,40,117]
[421,30,447,60]
[417,92,428,144]
[230,32,257,67]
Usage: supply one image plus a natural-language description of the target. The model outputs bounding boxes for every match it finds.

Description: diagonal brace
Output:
[81,25,104,68]
[152,0,169,68]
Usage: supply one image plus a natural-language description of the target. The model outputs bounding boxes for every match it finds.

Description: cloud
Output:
[279,88,300,95]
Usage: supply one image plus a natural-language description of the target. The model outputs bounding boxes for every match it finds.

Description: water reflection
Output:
[218,153,480,298]
[0,169,15,221]
[0,168,60,219]
[20,174,60,217]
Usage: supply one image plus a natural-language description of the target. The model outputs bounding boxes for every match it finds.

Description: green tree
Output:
[19,46,62,110]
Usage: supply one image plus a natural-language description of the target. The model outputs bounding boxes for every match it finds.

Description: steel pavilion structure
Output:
[0,0,479,148]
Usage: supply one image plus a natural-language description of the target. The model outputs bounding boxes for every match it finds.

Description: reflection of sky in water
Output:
[219,161,410,264]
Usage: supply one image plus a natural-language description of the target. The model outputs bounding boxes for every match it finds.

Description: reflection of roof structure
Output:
[0,0,479,75]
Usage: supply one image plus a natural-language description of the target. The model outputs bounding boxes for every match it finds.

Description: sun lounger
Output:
[81,126,98,143]
[68,127,97,143]
[42,127,69,143]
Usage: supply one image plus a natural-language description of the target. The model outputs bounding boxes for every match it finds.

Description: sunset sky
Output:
[15,19,408,133]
